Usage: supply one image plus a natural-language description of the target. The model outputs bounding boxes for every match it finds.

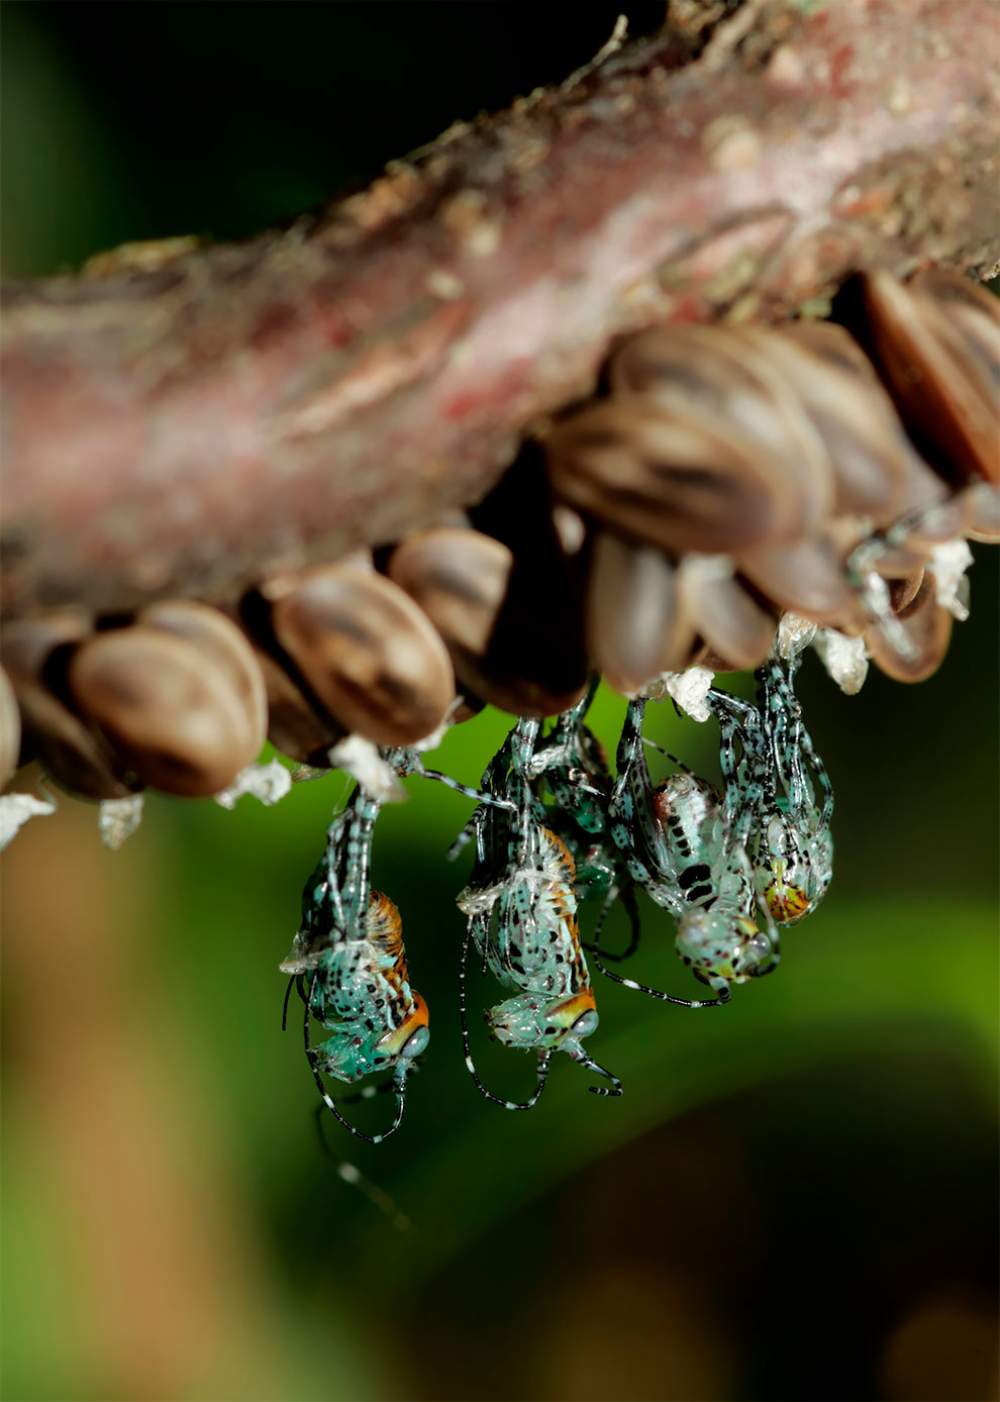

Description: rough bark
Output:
[2,0,998,619]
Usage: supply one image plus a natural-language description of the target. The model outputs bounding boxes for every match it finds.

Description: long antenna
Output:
[303,970,407,1145]
[458,918,552,1111]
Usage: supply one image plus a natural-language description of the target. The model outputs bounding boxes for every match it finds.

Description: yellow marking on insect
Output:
[766,882,810,923]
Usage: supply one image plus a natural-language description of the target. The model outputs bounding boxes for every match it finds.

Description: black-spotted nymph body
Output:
[722,654,834,927]
[606,697,777,1003]
[456,719,622,1108]
[282,791,429,1145]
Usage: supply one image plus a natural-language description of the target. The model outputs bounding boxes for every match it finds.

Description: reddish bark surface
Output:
[2,0,998,618]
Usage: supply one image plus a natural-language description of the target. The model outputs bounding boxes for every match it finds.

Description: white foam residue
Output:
[813,629,869,695]
[214,760,293,810]
[928,538,973,621]
[328,736,406,803]
[641,666,716,722]
[0,792,57,850]
[98,794,145,849]
[776,612,818,660]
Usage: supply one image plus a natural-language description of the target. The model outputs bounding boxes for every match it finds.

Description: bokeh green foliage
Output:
[2,7,997,1401]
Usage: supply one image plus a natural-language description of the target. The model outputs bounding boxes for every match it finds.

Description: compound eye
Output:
[401,1026,430,1059]
[572,1010,599,1037]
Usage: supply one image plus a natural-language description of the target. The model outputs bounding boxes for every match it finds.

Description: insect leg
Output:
[303,970,404,1146]
[458,916,552,1111]
[586,881,642,963]
[589,945,730,1008]
[568,1047,624,1097]
[413,762,518,812]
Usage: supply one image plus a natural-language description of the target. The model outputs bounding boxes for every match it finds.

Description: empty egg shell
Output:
[865,574,952,683]
[886,565,925,615]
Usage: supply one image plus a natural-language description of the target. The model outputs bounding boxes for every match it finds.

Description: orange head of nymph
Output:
[487,986,599,1052]
[373,992,430,1068]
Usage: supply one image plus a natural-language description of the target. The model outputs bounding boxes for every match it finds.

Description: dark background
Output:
[2,6,998,1401]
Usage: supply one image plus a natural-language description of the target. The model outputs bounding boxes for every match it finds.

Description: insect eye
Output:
[572,1010,599,1037]
[401,1026,429,1059]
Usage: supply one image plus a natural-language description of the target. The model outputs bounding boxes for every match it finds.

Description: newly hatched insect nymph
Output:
[283,745,519,1143]
[711,653,834,928]
[526,678,640,936]
[671,690,783,994]
[456,719,623,1108]
[282,782,429,1145]
[603,696,778,1002]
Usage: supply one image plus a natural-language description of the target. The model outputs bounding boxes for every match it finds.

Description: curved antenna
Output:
[587,871,728,1007]
[570,1048,625,1097]
[280,973,299,1032]
[589,946,730,1008]
[641,736,696,777]
[303,970,406,1146]
[458,917,552,1111]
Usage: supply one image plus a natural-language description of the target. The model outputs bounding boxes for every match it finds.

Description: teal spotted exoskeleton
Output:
[455,719,622,1109]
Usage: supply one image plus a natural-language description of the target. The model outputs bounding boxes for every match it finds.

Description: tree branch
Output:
[2,0,998,619]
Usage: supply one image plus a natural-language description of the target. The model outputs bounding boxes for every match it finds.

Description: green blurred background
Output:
[2,6,997,1400]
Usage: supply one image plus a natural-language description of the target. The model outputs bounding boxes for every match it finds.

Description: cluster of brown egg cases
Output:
[547,268,999,692]
[0,269,996,802]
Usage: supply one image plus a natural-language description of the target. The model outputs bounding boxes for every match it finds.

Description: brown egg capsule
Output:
[2,611,137,800]
[738,535,865,629]
[254,646,345,766]
[547,398,801,557]
[585,532,693,694]
[886,565,925,615]
[678,556,777,671]
[961,482,1000,544]
[910,269,1000,399]
[741,322,928,525]
[388,528,587,717]
[865,575,952,683]
[69,627,263,796]
[0,665,22,790]
[267,564,455,745]
[610,325,834,530]
[863,270,999,486]
[693,646,748,673]
[140,600,268,749]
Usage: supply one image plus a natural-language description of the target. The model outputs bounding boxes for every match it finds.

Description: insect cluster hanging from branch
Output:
[0,265,997,1139]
